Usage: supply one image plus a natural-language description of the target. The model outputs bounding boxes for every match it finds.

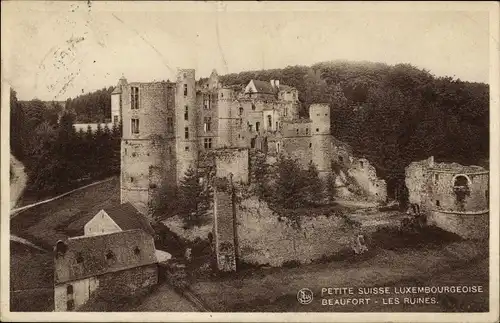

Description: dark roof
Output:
[54,229,157,284]
[251,80,276,94]
[105,202,155,236]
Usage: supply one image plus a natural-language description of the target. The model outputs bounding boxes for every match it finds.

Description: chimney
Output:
[275,80,280,89]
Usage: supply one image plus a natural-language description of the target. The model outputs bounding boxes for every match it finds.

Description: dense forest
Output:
[10,90,121,199]
[64,87,114,123]
[220,61,489,196]
[10,60,489,201]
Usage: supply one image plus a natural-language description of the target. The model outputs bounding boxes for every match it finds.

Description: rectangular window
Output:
[131,118,139,134]
[184,127,189,139]
[183,84,188,96]
[434,174,439,182]
[256,122,260,132]
[113,116,119,124]
[284,107,288,116]
[204,138,213,149]
[184,106,188,121]
[131,87,139,109]
[436,200,440,207]
[167,117,174,134]
[276,121,279,130]
[204,117,212,132]
[204,95,210,109]
[249,124,253,132]
[305,128,309,135]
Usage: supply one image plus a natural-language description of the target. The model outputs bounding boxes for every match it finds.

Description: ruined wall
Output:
[213,179,237,272]
[348,158,387,202]
[237,197,356,267]
[405,157,489,239]
[405,158,432,208]
[428,211,489,240]
[281,120,312,168]
[214,148,249,184]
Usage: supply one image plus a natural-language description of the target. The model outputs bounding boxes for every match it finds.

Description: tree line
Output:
[10,89,121,199]
[65,86,114,123]
[220,60,489,198]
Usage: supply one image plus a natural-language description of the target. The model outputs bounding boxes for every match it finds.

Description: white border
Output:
[1,1,499,322]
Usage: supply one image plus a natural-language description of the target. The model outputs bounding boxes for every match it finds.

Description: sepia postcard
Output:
[1,1,499,322]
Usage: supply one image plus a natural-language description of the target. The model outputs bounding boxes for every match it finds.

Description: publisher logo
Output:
[297,288,314,305]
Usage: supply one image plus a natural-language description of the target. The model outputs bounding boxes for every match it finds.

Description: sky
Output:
[1,1,494,101]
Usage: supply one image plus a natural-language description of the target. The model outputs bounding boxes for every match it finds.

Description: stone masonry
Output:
[405,156,489,239]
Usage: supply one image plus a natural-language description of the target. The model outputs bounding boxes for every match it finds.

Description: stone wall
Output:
[213,179,237,272]
[282,135,312,169]
[405,157,489,239]
[237,198,355,267]
[428,211,489,240]
[214,148,249,184]
[348,158,387,202]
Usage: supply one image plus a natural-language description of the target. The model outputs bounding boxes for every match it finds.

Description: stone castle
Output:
[114,69,330,215]
[112,68,387,217]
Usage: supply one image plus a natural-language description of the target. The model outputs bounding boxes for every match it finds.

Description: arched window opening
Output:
[453,175,470,204]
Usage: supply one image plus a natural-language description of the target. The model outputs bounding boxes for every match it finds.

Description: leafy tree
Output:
[178,167,212,226]
[273,155,309,210]
[305,162,324,203]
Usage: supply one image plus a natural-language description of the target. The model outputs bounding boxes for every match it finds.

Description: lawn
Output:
[189,231,489,312]
[10,177,120,249]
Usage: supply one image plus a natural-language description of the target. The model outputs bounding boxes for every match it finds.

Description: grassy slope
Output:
[10,242,54,312]
[10,177,120,249]
[10,178,120,311]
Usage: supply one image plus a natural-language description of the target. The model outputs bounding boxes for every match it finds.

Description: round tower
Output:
[217,88,236,148]
[309,103,332,178]
[175,69,198,180]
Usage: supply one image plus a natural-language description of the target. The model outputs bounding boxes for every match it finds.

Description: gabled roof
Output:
[104,202,155,236]
[54,229,157,284]
[250,80,276,94]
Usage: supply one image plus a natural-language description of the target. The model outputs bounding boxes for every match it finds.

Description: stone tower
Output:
[310,103,332,178]
[217,88,237,148]
[120,80,175,218]
[175,69,198,181]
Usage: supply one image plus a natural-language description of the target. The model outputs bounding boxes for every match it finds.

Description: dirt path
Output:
[10,235,48,252]
[9,154,27,210]
[10,177,114,218]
